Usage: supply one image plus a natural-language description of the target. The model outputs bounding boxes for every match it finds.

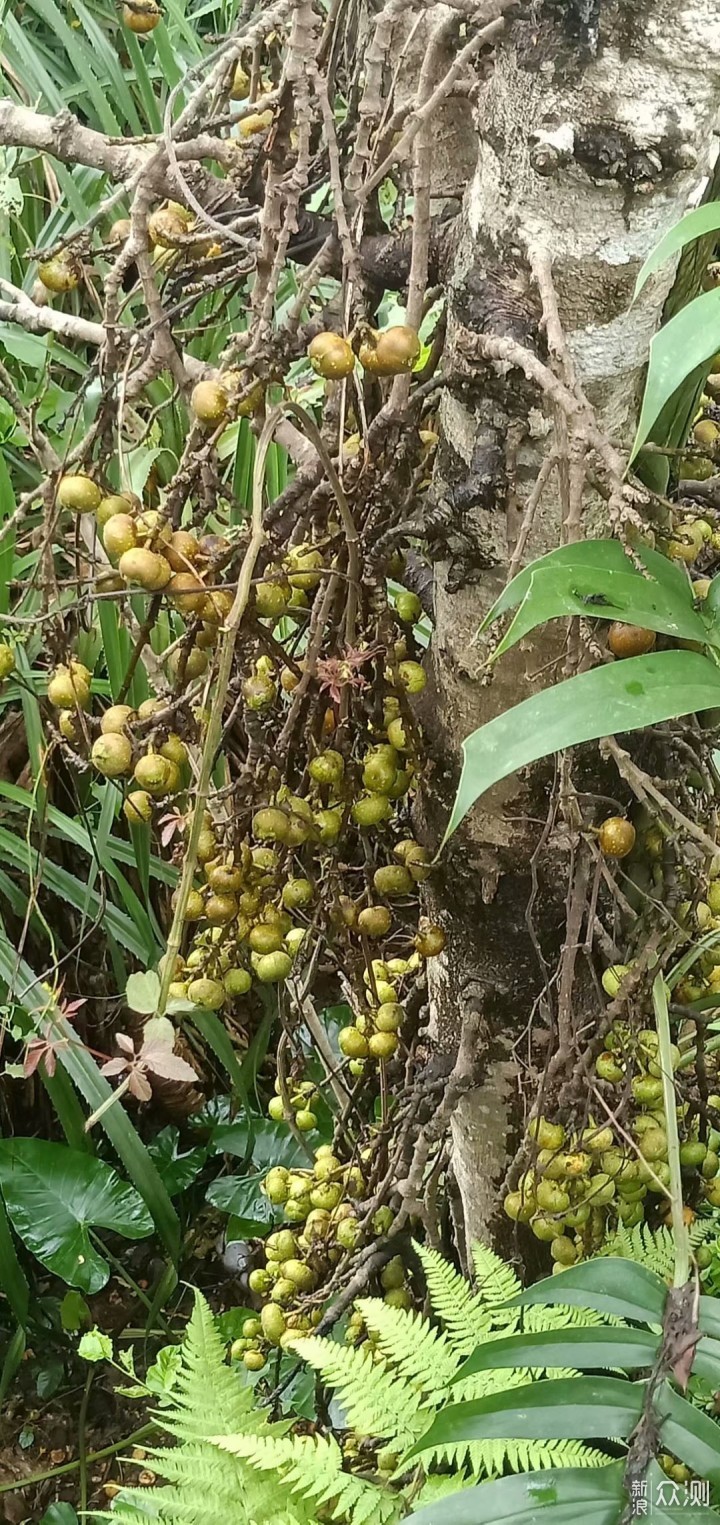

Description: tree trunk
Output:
[424,0,720,1248]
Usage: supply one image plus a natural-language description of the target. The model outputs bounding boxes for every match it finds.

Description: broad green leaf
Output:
[126,970,161,1015]
[407,1463,626,1525]
[78,1327,114,1362]
[489,561,705,664]
[481,539,693,631]
[211,1114,308,1169]
[408,1376,644,1457]
[0,1138,153,1293]
[513,1258,667,1325]
[655,1382,720,1484]
[634,203,720,300]
[206,1171,279,1233]
[445,651,720,843]
[456,1326,659,1381]
[147,1126,207,1196]
[0,1186,29,1326]
[631,288,720,460]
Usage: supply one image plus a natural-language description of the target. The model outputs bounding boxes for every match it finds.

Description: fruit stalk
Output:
[156,408,279,1019]
[652,972,689,1287]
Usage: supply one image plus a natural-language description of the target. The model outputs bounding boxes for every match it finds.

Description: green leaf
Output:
[147,1126,207,1196]
[39,1506,80,1525]
[456,1326,659,1381]
[407,1463,626,1525]
[634,203,720,301]
[126,970,161,1015]
[0,1138,153,1293]
[513,1258,667,1325]
[480,540,689,630]
[78,1327,114,1362]
[408,1376,644,1457]
[211,1114,307,1169]
[0,1185,29,1326]
[60,1289,91,1333]
[445,651,720,843]
[488,559,705,665]
[655,1381,720,1484]
[631,288,720,460]
[206,1171,279,1233]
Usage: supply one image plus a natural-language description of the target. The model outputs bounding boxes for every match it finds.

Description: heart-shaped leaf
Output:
[0,1138,153,1293]
[126,970,161,1014]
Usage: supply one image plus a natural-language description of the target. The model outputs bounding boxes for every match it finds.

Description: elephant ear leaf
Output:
[444,650,720,845]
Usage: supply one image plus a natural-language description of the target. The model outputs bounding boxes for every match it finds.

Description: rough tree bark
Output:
[422,0,720,1246]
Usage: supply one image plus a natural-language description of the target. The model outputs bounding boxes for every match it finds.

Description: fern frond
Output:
[597,1223,675,1280]
[289,1335,425,1447]
[162,1290,259,1442]
[423,1434,609,1480]
[213,1431,400,1524]
[471,1242,522,1315]
[415,1243,509,1358]
[354,1296,459,1399]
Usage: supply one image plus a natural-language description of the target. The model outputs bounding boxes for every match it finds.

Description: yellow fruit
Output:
[598,817,635,859]
[108,218,132,244]
[252,807,289,843]
[133,752,172,795]
[339,1026,368,1058]
[118,548,172,592]
[47,665,90,710]
[255,578,289,619]
[103,513,137,561]
[0,643,15,680]
[249,922,284,954]
[368,1030,398,1059]
[56,475,102,514]
[285,546,323,591]
[414,921,445,957]
[357,905,392,938]
[230,61,250,99]
[96,493,134,529]
[359,325,421,376]
[187,977,225,1009]
[91,733,133,778]
[165,529,200,572]
[255,951,293,983]
[38,255,80,293]
[397,659,426,694]
[238,109,274,136]
[123,0,161,30]
[308,332,355,380]
[123,790,153,824]
[147,209,187,249]
[191,379,228,425]
[101,704,135,735]
[58,712,78,742]
[694,419,719,447]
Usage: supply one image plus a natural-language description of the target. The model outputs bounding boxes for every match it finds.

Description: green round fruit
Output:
[373,864,414,898]
[308,751,344,787]
[357,905,392,938]
[186,977,225,1010]
[528,1118,565,1151]
[264,1167,290,1204]
[56,474,102,514]
[352,794,392,828]
[260,1303,287,1344]
[536,1180,570,1213]
[295,1109,317,1132]
[248,1268,272,1295]
[282,1259,314,1290]
[0,643,15,680]
[596,1052,624,1083]
[91,733,133,778]
[224,967,252,997]
[252,807,290,843]
[255,950,293,983]
[282,878,314,911]
[339,1026,368,1059]
[397,660,426,694]
[362,752,398,794]
[679,1141,707,1168]
[266,1229,297,1260]
[550,1235,577,1266]
[395,591,421,623]
[375,1002,404,1033]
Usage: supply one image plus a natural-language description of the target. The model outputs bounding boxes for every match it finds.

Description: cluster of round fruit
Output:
[339,952,421,1070]
[46,676,188,806]
[226,1151,397,1363]
[344,1257,413,1350]
[267,1078,320,1133]
[307,325,421,382]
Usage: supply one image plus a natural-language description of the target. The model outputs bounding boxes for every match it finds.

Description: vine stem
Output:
[652,972,689,1287]
[156,407,280,1020]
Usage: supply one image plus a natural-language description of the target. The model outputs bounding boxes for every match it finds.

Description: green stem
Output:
[78,1368,93,1515]
[156,408,279,1020]
[0,1423,157,1495]
[652,973,689,1287]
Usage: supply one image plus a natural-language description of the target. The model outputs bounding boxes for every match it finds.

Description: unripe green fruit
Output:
[386,717,408,751]
[565,1203,591,1228]
[596,1052,624,1083]
[248,1268,272,1295]
[357,905,392,939]
[584,1173,615,1205]
[639,1128,668,1163]
[395,591,421,623]
[295,1109,317,1132]
[266,1229,297,1260]
[268,1096,285,1123]
[373,864,413,898]
[362,752,398,793]
[252,807,290,843]
[47,665,91,710]
[531,1214,560,1242]
[134,753,172,796]
[352,793,392,828]
[601,1150,626,1178]
[697,1245,713,1268]
[282,1259,314,1290]
[124,790,153,825]
[631,1075,664,1107]
[282,878,314,911]
[224,967,252,997]
[57,474,102,514]
[602,964,632,998]
[284,1195,311,1221]
[286,545,323,591]
[339,1026,368,1058]
[249,922,284,954]
[101,704,135,736]
[550,1235,577,1266]
[336,1216,360,1250]
[243,673,277,710]
[309,750,345,787]
[504,1191,534,1223]
[384,1287,412,1310]
[0,643,15,681]
[186,977,225,1010]
[373,980,398,1006]
[397,660,426,694]
[255,950,292,983]
[205,893,237,925]
[528,1118,565,1151]
[242,1317,262,1338]
[315,807,343,843]
[243,1350,266,1371]
[368,1030,398,1059]
[562,1152,592,1178]
[375,1002,404,1033]
[309,1182,342,1211]
[39,254,80,293]
[536,1180,570,1213]
[582,1126,615,1154]
[680,1141,707,1168]
[702,1149,720,1179]
[618,1199,644,1226]
[255,579,289,619]
[260,1303,287,1344]
[264,1167,290,1204]
[373,1206,394,1234]
[380,1256,405,1291]
[91,733,133,778]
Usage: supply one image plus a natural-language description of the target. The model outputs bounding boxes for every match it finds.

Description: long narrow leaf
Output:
[456,1327,659,1381]
[481,540,693,631]
[631,288,720,460]
[634,203,720,300]
[512,1258,667,1325]
[407,1376,645,1457]
[407,1463,626,1525]
[445,652,720,844]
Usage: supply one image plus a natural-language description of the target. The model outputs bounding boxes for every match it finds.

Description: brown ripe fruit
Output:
[308,333,355,380]
[165,529,200,572]
[205,893,238,925]
[359,325,421,377]
[598,816,636,859]
[168,572,206,615]
[191,380,228,425]
[147,207,186,247]
[123,0,161,30]
[607,622,656,659]
[119,548,172,592]
[414,920,445,957]
[56,475,102,514]
[38,255,80,294]
[108,218,132,244]
[103,514,137,561]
